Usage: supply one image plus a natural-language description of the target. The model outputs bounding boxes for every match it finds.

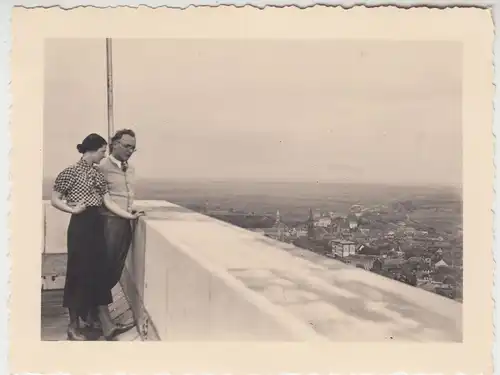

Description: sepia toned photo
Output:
[10,5,493,375]
[41,37,464,342]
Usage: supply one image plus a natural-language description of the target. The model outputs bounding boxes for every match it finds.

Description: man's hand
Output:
[131,210,146,219]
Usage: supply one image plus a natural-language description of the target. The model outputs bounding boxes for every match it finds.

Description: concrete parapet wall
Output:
[122,202,324,341]
[43,202,70,254]
[135,201,462,342]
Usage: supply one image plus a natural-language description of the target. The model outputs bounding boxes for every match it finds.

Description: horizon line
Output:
[43,175,462,189]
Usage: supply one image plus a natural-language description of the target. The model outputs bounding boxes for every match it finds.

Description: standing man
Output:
[82,129,143,333]
[100,128,142,288]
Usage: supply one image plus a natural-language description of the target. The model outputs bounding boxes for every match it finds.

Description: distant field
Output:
[43,178,462,224]
[408,208,462,233]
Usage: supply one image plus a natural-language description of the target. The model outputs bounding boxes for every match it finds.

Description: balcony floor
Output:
[41,283,141,341]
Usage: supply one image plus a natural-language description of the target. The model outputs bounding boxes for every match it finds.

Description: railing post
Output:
[106,38,114,144]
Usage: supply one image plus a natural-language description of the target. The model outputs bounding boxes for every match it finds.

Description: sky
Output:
[43,39,462,186]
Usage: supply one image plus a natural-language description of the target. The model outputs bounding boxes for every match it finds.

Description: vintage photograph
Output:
[40,37,464,342]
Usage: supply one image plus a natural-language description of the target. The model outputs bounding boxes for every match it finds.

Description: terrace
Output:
[41,200,462,342]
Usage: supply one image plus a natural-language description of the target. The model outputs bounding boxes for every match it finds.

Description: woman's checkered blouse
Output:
[53,158,109,207]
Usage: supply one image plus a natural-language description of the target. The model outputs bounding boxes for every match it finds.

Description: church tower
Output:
[275,209,281,226]
[307,208,315,239]
[275,209,284,241]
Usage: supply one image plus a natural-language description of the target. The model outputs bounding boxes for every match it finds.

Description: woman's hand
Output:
[51,192,84,215]
[71,202,86,214]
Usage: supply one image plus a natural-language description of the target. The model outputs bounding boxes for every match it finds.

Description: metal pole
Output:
[106,38,114,144]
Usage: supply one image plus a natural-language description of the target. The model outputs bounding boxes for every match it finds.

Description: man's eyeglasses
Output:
[118,142,136,152]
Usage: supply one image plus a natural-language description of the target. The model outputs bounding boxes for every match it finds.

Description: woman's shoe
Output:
[67,326,87,341]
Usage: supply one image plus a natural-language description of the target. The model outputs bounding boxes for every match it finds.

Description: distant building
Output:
[435,259,449,268]
[371,258,383,272]
[347,214,358,230]
[343,254,378,270]
[312,226,330,240]
[296,228,308,237]
[331,217,347,233]
[382,258,406,272]
[360,228,370,236]
[433,241,452,249]
[330,239,356,258]
[395,248,405,257]
[406,256,423,263]
[404,227,416,235]
[314,217,332,228]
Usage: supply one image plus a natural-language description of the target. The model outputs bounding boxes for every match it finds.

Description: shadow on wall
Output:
[230,266,461,341]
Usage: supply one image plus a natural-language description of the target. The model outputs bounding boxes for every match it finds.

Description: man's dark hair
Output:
[109,129,136,152]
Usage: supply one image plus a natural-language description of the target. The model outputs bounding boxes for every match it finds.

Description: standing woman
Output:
[51,133,143,341]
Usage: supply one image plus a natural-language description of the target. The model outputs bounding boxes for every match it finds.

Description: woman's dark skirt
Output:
[63,206,113,312]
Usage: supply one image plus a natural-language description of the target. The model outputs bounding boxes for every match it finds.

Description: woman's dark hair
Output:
[76,133,108,154]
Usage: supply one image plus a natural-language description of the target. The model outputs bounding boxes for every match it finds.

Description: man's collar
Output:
[109,154,122,168]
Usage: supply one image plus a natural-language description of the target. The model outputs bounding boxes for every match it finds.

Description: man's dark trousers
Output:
[82,215,133,325]
[103,214,133,288]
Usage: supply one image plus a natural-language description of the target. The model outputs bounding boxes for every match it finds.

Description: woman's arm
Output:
[51,166,81,214]
[51,191,79,214]
[103,194,136,220]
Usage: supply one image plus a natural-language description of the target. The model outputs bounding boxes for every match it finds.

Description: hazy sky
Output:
[44,39,462,185]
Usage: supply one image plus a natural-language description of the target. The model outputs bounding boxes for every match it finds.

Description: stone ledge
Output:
[140,201,462,342]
